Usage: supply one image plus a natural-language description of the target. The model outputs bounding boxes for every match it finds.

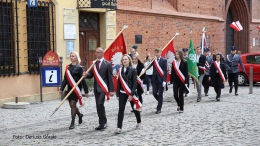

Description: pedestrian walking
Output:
[170,50,189,113]
[195,46,206,102]
[59,51,89,129]
[83,47,114,130]
[209,53,227,101]
[224,46,246,95]
[115,54,141,134]
[144,54,153,95]
[202,48,213,96]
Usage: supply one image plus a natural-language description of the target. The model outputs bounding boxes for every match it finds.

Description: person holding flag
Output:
[59,51,89,130]
[195,46,206,102]
[83,47,115,130]
[209,53,227,101]
[146,48,167,114]
[202,48,213,96]
[115,54,141,134]
[170,50,189,113]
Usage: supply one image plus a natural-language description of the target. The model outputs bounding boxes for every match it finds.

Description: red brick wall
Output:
[177,0,225,17]
[116,11,225,60]
[117,0,152,9]
[252,0,260,20]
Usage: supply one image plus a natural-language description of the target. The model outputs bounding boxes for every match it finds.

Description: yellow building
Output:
[0,0,116,106]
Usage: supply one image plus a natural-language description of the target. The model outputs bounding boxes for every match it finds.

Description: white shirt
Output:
[176,60,181,69]
[144,61,153,75]
[133,63,137,69]
[196,54,200,63]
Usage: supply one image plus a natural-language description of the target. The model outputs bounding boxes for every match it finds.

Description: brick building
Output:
[116,0,260,60]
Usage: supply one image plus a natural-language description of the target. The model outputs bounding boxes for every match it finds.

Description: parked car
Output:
[238,53,260,85]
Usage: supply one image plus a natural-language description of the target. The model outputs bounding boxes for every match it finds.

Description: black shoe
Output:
[216,97,220,101]
[69,124,75,130]
[229,87,233,93]
[177,107,180,111]
[179,110,183,113]
[79,114,83,124]
[95,124,107,130]
[235,92,238,96]
[197,99,201,102]
[205,93,208,96]
[131,110,134,113]
[185,93,187,97]
[156,111,161,114]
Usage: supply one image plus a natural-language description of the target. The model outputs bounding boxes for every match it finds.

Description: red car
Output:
[238,53,260,85]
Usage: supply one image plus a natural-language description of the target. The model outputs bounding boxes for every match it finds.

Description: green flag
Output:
[187,39,198,83]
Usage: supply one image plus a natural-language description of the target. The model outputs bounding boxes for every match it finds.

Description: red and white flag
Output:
[104,33,127,92]
[230,21,243,31]
[257,26,260,29]
[161,40,175,84]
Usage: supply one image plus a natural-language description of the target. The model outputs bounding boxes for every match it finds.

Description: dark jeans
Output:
[152,82,164,111]
[95,92,107,125]
[228,72,238,92]
[117,93,141,129]
[173,78,185,111]
[146,75,152,91]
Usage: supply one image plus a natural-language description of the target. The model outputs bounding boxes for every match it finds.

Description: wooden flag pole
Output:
[51,25,129,117]
[137,33,179,79]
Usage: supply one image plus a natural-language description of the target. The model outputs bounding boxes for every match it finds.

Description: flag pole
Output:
[137,33,179,79]
[50,25,129,117]
[201,26,205,54]
[189,28,196,89]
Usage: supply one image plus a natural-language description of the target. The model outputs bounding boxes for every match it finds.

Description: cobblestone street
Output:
[1,84,260,145]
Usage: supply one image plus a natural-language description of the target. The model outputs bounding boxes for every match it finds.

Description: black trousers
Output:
[117,93,141,129]
[173,79,185,111]
[214,86,221,98]
[228,72,238,92]
[152,82,164,111]
[94,92,107,125]
[137,88,143,104]
[202,75,210,94]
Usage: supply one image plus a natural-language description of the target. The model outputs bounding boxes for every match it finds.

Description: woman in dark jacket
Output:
[170,50,189,113]
[132,54,146,105]
[59,51,89,129]
[209,53,227,101]
[115,54,141,134]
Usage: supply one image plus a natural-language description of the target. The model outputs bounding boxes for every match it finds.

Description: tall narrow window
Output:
[26,1,55,74]
[0,0,19,77]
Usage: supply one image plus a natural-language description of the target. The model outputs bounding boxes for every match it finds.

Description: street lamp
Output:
[59,56,63,63]
[59,56,63,100]
[39,56,43,102]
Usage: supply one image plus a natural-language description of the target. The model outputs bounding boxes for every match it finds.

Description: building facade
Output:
[0,0,259,106]
[116,0,260,59]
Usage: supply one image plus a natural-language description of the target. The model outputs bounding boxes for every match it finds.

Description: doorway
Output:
[79,12,100,70]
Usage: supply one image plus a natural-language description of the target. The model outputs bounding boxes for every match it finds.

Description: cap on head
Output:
[204,48,209,52]
[132,45,138,49]
[231,46,237,50]
[182,48,188,52]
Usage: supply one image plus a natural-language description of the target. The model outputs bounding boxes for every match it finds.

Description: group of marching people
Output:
[59,45,245,133]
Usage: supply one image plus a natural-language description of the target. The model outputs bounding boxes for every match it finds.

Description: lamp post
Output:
[39,57,43,102]
[59,56,63,100]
